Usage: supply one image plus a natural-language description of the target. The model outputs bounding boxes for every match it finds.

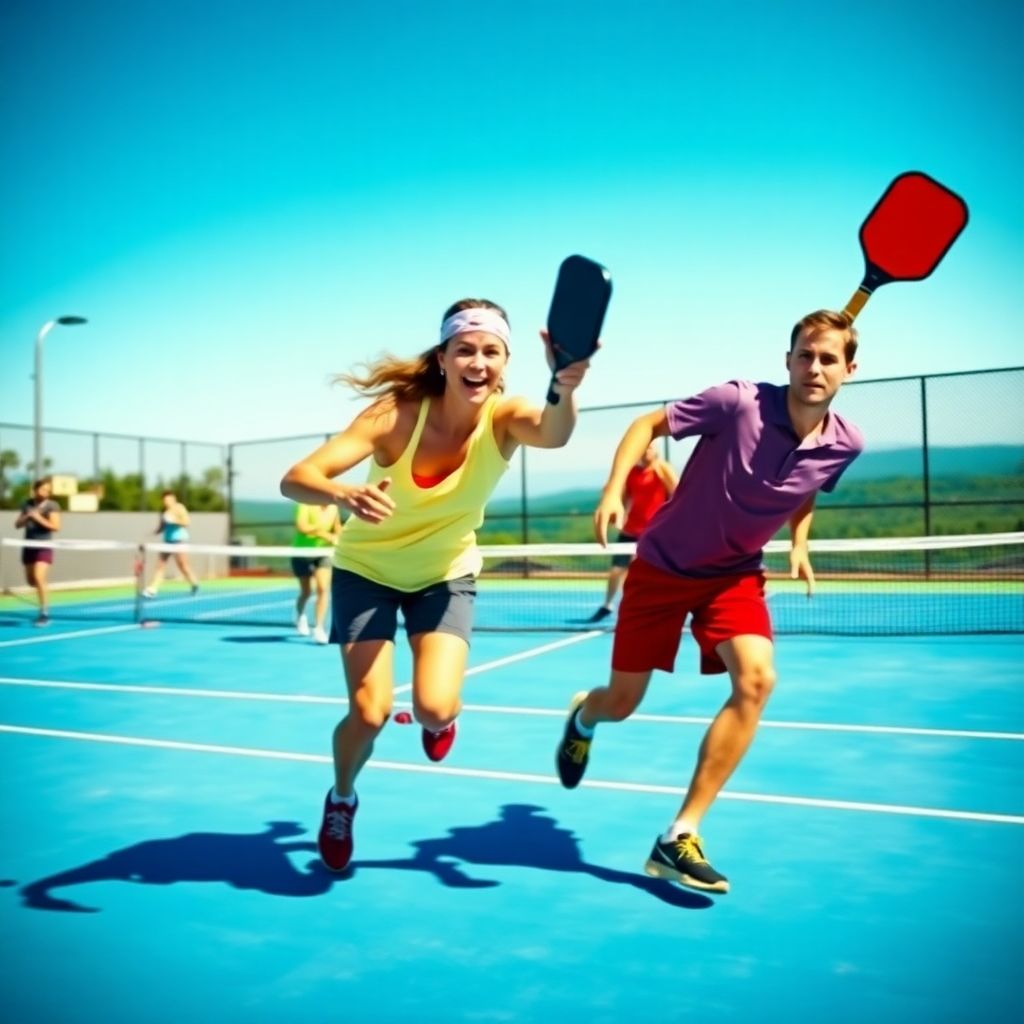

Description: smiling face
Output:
[785,327,856,408]
[438,331,509,404]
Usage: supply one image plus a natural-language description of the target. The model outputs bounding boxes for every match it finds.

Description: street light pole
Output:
[33,315,88,477]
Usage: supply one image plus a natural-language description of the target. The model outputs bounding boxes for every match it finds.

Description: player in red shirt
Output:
[588,443,677,621]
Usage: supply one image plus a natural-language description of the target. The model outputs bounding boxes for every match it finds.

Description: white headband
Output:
[439,308,511,348]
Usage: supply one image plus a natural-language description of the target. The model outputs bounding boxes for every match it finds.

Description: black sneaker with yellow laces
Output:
[555,692,592,789]
[644,833,730,894]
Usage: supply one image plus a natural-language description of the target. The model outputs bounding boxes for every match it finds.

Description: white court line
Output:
[1,722,1021,825]
[139,589,293,618]
[392,630,605,695]
[140,585,291,612]
[2,675,1021,742]
[138,587,241,611]
[0,677,347,705]
[193,598,293,621]
[0,624,140,648]
[138,593,199,610]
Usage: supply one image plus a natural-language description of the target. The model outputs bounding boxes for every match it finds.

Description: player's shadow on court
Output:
[219,635,293,644]
[19,806,712,913]
[20,821,326,913]
[356,803,713,910]
[0,613,35,627]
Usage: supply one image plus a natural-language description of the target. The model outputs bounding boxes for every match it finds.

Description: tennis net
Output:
[2,534,1022,635]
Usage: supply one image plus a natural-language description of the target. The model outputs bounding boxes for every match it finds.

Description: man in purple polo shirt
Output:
[556,310,863,894]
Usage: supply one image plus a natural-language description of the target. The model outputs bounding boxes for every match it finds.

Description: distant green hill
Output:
[843,444,1022,480]
[488,488,599,515]
[480,446,1023,515]
[233,444,1023,544]
[234,499,296,525]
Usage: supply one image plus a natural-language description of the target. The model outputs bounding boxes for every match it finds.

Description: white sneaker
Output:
[296,616,310,637]
[142,588,156,598]
[313,625,329,645]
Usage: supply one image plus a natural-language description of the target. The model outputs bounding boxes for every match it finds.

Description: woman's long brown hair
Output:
[335,298,509,402]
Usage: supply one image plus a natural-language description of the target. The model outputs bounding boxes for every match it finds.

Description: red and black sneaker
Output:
[317,789,357,872]
[422,721,457,762]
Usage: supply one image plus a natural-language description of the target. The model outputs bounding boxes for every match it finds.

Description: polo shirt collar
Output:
[776,385,838,446]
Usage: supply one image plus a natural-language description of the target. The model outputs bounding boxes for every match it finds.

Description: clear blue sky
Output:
[1,0,1021,447]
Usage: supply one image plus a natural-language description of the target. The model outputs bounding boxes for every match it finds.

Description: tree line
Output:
[0,449,227,512]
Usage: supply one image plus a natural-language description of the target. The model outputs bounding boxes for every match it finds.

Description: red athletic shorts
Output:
[611,557,773,675]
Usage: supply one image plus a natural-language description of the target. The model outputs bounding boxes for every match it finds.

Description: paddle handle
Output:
[842,287,871,322]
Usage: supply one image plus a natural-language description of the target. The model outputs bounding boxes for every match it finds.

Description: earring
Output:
[440,367,445,376]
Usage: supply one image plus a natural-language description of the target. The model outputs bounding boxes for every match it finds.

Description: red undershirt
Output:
[412,469,455,489]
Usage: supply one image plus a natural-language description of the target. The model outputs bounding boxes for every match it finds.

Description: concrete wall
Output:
[1,512,229,587]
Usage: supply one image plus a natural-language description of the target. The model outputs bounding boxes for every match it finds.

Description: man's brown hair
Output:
[789,310,858,362]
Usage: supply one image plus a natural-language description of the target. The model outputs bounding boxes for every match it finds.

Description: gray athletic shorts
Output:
[329,567,476,645]
[291,555,331,578]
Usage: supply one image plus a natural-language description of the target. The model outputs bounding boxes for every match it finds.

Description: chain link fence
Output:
[9,369,1015,539]
[226,366,1024,545]
[0,424,228,512]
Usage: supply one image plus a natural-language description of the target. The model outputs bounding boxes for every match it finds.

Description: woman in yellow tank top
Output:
[281,298,592,872]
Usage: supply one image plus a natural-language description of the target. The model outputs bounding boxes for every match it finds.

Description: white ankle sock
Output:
[661,818,698,842]
[573,709,595,738]
[330,788,356,807]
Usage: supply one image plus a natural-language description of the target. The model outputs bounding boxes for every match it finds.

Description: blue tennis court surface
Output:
[1,616,1021,1021]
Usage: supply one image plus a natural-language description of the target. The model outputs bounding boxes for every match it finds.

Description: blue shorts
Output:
[329,568,476,645]
[611,531,639,569]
